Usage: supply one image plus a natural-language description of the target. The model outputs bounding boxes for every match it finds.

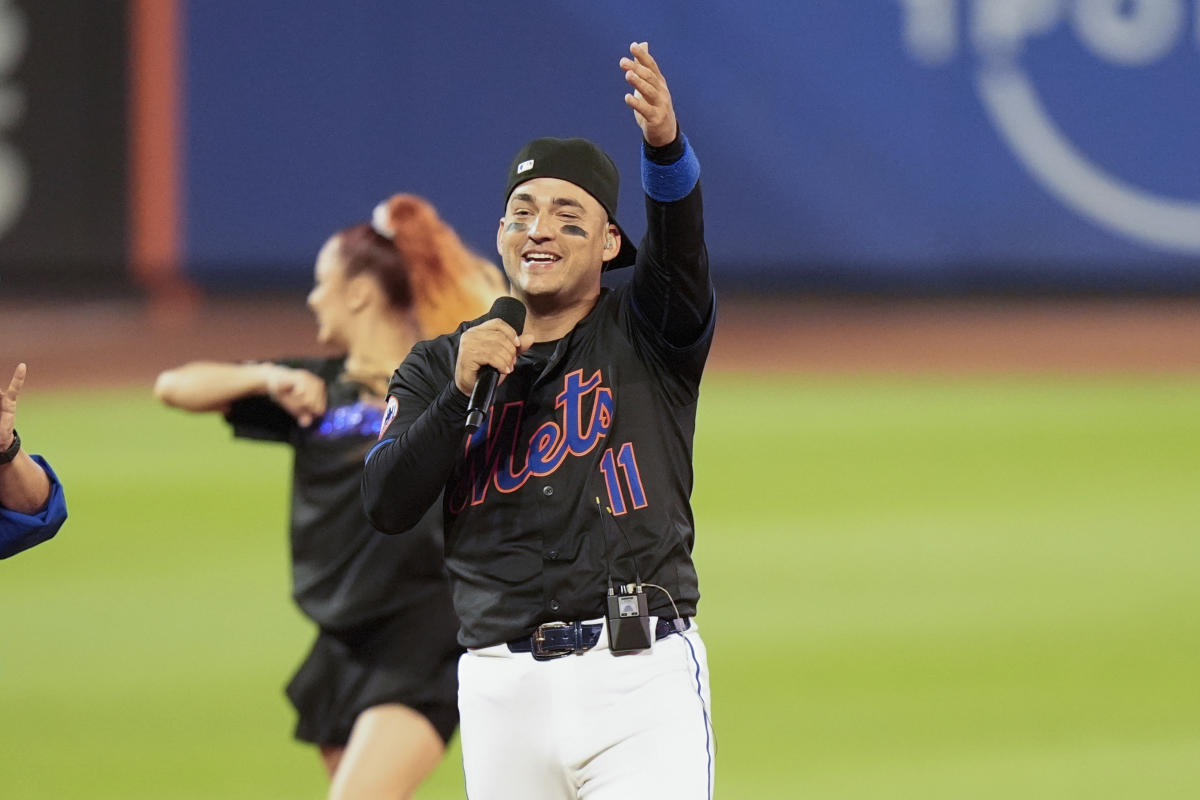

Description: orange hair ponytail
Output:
[376,194,507,337]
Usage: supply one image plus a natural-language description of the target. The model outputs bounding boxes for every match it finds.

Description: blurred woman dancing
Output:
[156,194,505,798]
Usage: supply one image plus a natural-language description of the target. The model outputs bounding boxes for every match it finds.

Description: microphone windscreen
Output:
[490,296,527,334]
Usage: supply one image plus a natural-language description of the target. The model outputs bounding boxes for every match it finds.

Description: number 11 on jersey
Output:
[599,442,647,516]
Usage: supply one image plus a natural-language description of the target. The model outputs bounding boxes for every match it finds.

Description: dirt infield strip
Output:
[5,294,1198,390]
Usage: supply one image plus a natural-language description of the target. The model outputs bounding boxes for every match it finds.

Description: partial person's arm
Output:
[0,363,50,513]
[0,455,67,559]
[0,363,68,559]
[155,361,326,427]
[0,445,52,514]
[620,41,713,349]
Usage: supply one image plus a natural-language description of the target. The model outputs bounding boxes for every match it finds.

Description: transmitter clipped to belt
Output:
[606,583,652,654]
[595,496,654,654]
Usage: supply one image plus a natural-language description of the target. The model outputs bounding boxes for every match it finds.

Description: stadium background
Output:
[3,2,1199,798]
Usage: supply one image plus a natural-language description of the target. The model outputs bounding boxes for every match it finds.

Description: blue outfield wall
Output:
[183,1,1200,293]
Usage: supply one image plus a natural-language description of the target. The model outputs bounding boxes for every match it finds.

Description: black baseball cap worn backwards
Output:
[504,137,637,270]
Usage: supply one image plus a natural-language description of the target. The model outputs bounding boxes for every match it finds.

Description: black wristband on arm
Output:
[0,429,20,464]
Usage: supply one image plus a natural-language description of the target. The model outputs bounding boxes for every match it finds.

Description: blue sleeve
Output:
[0,455,68,559]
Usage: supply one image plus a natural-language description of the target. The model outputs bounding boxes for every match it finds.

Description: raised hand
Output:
[620,41,678,148]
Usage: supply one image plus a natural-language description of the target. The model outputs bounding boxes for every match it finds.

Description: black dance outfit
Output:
[226,356,461,746]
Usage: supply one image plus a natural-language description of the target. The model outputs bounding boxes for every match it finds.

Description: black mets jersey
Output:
[226,355,459,640]
[363,137,714,649]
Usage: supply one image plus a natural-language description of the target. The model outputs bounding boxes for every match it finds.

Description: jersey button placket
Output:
[541,485,561,616]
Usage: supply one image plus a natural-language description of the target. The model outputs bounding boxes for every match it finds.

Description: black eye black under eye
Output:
[561,225,588,238]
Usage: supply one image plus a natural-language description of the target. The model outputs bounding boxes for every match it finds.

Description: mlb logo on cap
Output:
[517,159,534,174]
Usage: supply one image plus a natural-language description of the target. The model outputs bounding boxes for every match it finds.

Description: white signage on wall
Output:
[897,0,1200,254]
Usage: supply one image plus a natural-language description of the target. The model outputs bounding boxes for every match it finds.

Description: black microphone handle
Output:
[465,365,500,433]
[464,296,526,433]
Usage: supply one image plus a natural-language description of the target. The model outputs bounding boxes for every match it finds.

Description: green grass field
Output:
[3,374,1198,798]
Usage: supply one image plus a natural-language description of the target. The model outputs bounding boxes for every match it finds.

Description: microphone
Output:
[465,296,526,433]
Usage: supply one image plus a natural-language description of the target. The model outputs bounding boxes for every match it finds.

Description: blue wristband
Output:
[642,134,700,203]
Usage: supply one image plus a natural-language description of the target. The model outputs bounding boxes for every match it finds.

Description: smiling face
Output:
[496,177,621,310]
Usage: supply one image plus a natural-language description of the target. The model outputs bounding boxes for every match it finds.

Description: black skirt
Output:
[285,604,463,747]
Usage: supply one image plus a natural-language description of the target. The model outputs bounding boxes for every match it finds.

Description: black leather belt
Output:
[507,617,690,660]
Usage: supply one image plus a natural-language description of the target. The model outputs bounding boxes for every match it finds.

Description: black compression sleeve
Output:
[631,134,714,349]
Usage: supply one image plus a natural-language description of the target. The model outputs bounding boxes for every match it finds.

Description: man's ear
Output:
[604,225,620,259]
[496,217,506,256]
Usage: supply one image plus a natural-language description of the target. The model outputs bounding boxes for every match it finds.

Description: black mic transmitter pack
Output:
[606,584,652,654]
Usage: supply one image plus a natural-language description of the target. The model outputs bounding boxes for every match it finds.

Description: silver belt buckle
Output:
[531,621,571,659]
